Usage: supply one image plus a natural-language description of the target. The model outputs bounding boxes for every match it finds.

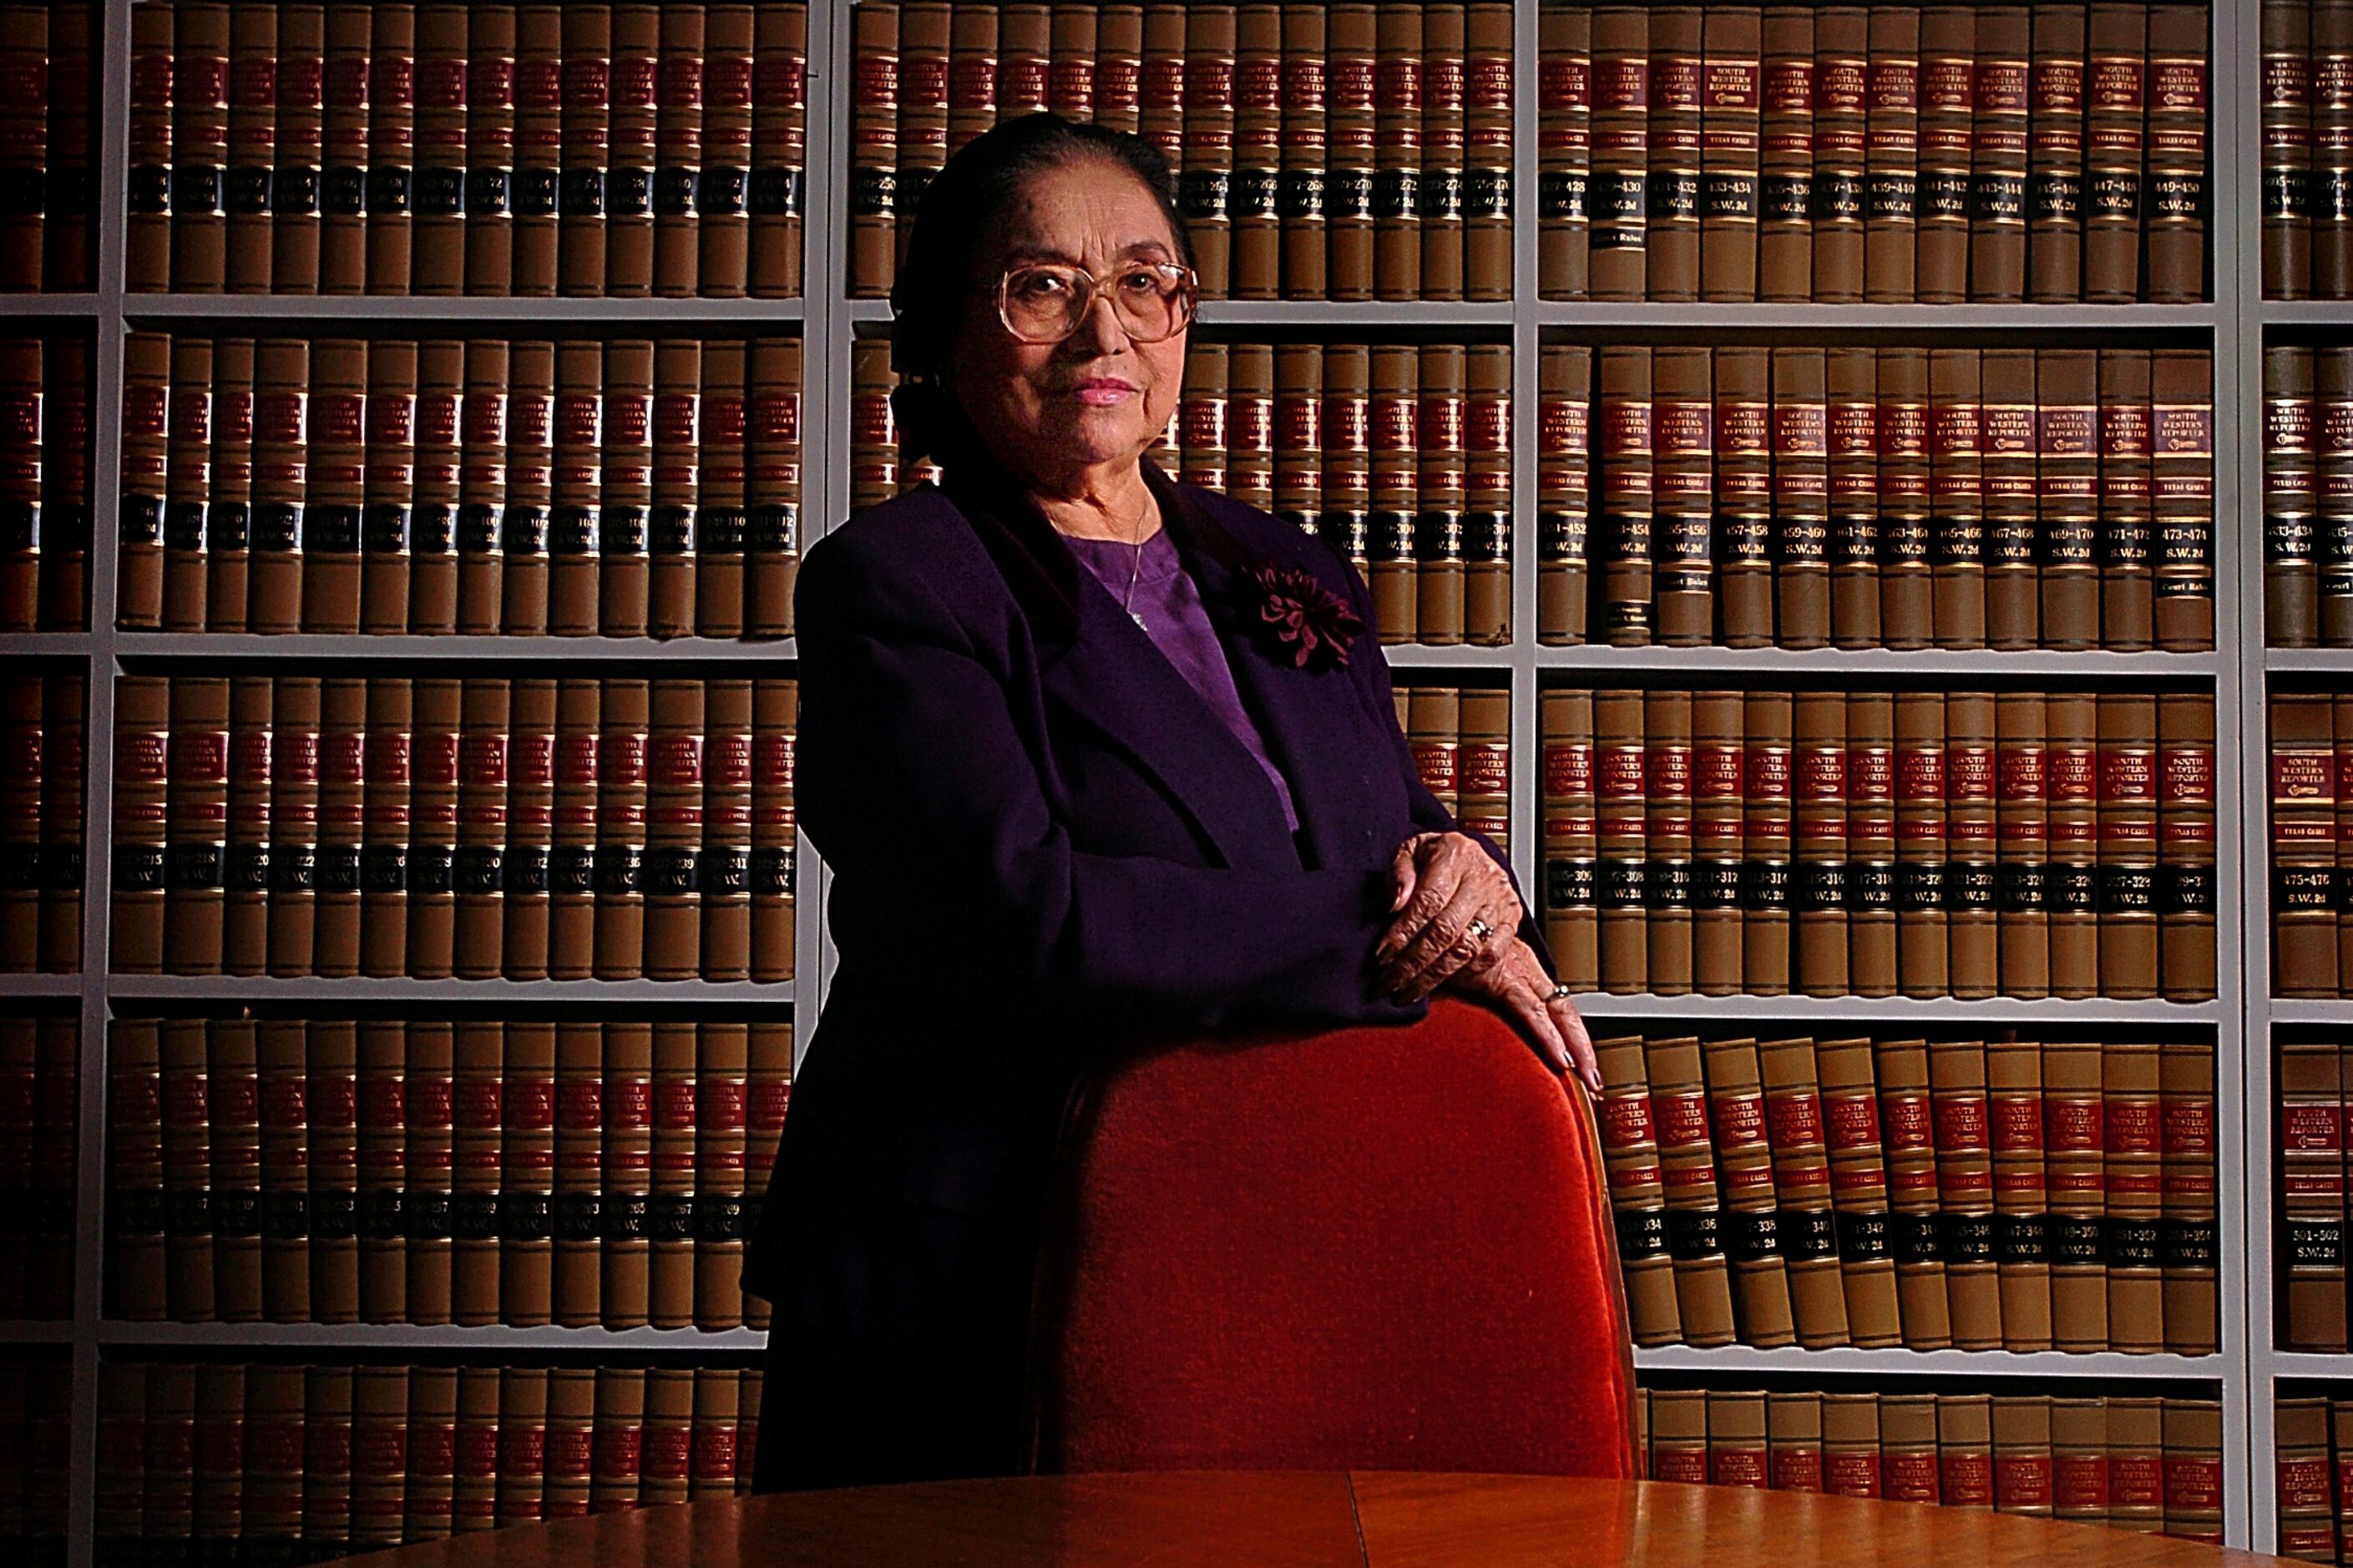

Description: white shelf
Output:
[0,974,89,997]
[2264,999,2353,1027]
[0,1322,76,1346]
[114,633,798,663]
[108,975,795,1005]
[0,633,98,656]
[1635,1343,2226,1381]
[2260,1353,2353,1380]
[1533,645,2220,677]
[2261,300,2353,326]
[1534,301,2219,331]
[0,294,101,316]
[123,294,808,323]
[2264,647,2353,674]
[97,1321,770,1352]
[1569,992,2219,1027]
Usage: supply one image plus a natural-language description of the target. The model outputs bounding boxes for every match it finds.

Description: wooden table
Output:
[347,1471,2287,1565]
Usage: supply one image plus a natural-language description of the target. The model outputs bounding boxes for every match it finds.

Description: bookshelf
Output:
[0,0,2279,1561]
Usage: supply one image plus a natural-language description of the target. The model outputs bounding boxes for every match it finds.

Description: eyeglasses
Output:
[994,260,1200,346]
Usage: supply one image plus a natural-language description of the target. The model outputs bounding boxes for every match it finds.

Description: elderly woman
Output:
[742,113,1596,1495]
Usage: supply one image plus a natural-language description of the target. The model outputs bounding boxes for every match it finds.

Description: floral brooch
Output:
[1237,560,1364,672]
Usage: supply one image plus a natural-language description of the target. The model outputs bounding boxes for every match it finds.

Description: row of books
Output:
[0,672,86,977]
[109,675,798,984]
[848,2,1516,302]
[94,1362,765,1561]
[1394,685,1513,853]
[124,2,809,300]
[0,1359,68,1561]
[1539,688,2219,1003]
[2277,1391,2353,1562]
[0,1019,78,1323]
[1536,343,2216,653]
[2265,344,2353,649]
[2270,695,2353,999]
[1637,1385,2224,1540]
[1596,1034,2217,1355]
[1536,3,2212,304]
[2264,1,2353,302]
[0,3,99,294]
[110,1016,787,1332]
[119,333,805,641]
[2277,1039,2353,1355]
[0,335,94,633]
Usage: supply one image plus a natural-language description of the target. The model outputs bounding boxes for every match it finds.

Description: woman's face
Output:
[948,157,1190,488]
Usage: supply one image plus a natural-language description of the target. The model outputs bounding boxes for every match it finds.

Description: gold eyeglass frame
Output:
[993,260,1202,346]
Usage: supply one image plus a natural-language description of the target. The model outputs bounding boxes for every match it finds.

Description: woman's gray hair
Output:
[888,112,1197,470]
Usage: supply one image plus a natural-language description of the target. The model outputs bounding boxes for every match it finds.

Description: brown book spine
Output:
[361,341,417,634]
[1646,1035,1738,1343]
[158,1019,217,1318]
[1947,692,1999,994]
[1929,1039,2001,1347]
[221,675,271,975]
[2159,692,2217,999]
[172,3,231,293]
[1595,689,1647,993]
[1647,7,1703,300]
[207,1021,265,1322]
[0,682,37,970]
[1821,1393,1881,1497]
[2143,5,2207,301]
[509,4,561,296]
[1865,6,1920,300]
[639,341,695,640]
[595,679,650,979]
[2318,3,2353,299]
[412,4,468,297]
[306,676,359,977]
[0,8,42,288]
[552,1020,602,1326]
[548,678,601,979]
[1415,344,1467,643]
[1758,7,1814,301]
[2277,1399,2337,1558]
[309,1019,360,1323]
[742,1021,790,1334]
[2320,349,2353,643]
[1773,348,1831,647]
[752,12,808,295]
[2039,349,2101,645]
[1700,8,1763,301]
[1814,8,1870,301]
[1644,690,1695,991]
[112,677,171,974]
[846,0,898,296]
[645,680,704,979]
[548,341,604,635]
[1279,3,1333,301]
[1369,6,1420,302]
[1792,692,1850,996]
[1992,1396,2055,1515]
[502,679,554,977]
[1596,346,1653,643]
[33,672,81,974]
[1743,690,1794,994]
[501,1021,556,1325]
[407,680,460,979]
[1367,345,1416,640]
[2160,1039,2218,1353]
[1877,1038,1953,1347]
[1536,345,1591,644]
[2048,692,2102,994]
[367,4,417,294]
[1464,344,1510,645]
[453,341,508,633]
[2152,349,2214,649]
[2085,3,2147,298]
[1987,1039,2054,1348]
[1829,346,1880,645]
[1648,1389,1707,1482]
[1996,693,2052,995]
[701,680,752,980]
[2043,1039,2109,1348]
[2163,1399,2225,1543]
[246,341,306,633]
[316,3,371,294]
[402,1365,456,1540]
[1652,347,1713,643]
[162,336,214,633]
[303,340,366,633]
[1463,3,1511,301]
[41,5,94,292]
[642,1368,693,1506]
[503,341,554,631]
[2028,5,2088,302]
[559,6,614,296]
[1693,691,1746,994]
[107,1020,169,1318]
[1971,7,2032,298]
[2102,1040,2164,1352]
[2269,1,2313,297]
[600,340,655,637]
[607,4,660,297]
[2099,692,2160,995]
[2102,347,2157,647]
[208,338,256,632]
[126,3,175,292]
[1414,4,1464,302]
[1541,690,1599,991]
[270,4,325,294]
[1588,6,1649,300]
[691,341,748,639]
[39,336,92,633]
[1815,1037,1903,1343]
[696,5,753,299]
[1981,349,2039,647]
[348,1367,409,1545]
[1930,349,1986,647]
[407,339,462,632]
[1708,1390,1769,1490]
[651,5,706,297]
[403,1022,455,1323]
[1757,1035,1855,1346]
[1916,8,1976,301]
[544,1368,595,1519]
[602,1023,654,1328]
[357,680,413,979]
[1716,346,1774,645]
[1458,690,1510,854]
[262,678,318,974]
[696,1024,748,1329]
[1849,693,1898,992]
[224,2,276,294]
[117,332,170,630]
[461,4,517,296]
[590,1368,646,1510]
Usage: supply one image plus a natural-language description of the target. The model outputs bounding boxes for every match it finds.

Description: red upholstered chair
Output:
[1023,995,1639,1478]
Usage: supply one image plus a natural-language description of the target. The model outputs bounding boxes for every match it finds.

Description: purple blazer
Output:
[743,454,1556,1492]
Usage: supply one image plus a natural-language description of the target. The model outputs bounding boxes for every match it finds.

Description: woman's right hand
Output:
[1440,935,1602,1096]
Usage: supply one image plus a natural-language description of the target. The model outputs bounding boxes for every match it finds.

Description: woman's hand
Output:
[1440,936,1602,1095]
[1377,831,1526,1005]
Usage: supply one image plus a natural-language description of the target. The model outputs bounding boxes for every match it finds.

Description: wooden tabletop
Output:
[346,1472,2286,1565]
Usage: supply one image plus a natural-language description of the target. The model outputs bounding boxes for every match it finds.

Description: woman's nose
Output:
[1070,286,1130,356]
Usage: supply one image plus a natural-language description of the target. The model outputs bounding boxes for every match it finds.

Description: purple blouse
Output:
[1061,524,1302,835]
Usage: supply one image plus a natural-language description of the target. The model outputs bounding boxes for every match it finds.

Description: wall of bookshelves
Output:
[0,0,2285,1562]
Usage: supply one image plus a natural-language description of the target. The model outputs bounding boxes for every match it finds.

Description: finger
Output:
[1379,847,1470,965]
[1549,992,1600,1095]
[1500,984,1571,1075]
[1383,878,1492,998]
[1389,838,1420,913]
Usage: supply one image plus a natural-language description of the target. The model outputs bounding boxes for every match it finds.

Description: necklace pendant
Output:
[1129,610,1147,630]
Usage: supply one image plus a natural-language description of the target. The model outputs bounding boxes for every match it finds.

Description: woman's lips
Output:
[1070,378,1137,407]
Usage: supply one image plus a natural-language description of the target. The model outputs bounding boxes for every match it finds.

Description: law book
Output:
[157,1019,217,1320]
[310,677,367,979]
[162,336,214,633]
[2276,1398,2336,1561]
[246,339,307,634]
[171,2,230,292]
[2282,1039,2349,1350]
[264,677,321,976]
[1928,1037,2001,1348]
[265,3,325,294]
[1646,5,1703,301]
[1715,346,1774,645]
[644,680,704,979]
[222,1,277,293]
[1459,689,1510,854]
[1367,344,1416,640]
[651,4,707,298]
[395,1020,450,1324]
[1829,346,1880,647]
[2052,1397,2113,1529]
[1282,3,1335,301]
[2098,1039,2164,1353]
[737,338,794,640]
[0,340,40,630]
[591,1367,647,1510]
[1791,691,1848,996]
[412,3,468,296]
[746,3,805,298]
[550,1020,603,1326]
[654,1021,696,1328]
[38,333,93,633]
[308,1019,360,1323]
[499,1021,556,1326]
[1595,689,1647,993]
[407,338,463,633]
[0,679,41,969]
[1814,8,1870,301]
[461,3,517,296]
[695,679,751,982]
[1700,1035,1796,1346]
[1541,689,1600,992]
[118,331,170,630]
[313,2,372,294]
[2332,1404,2353,1553]
[559,4,615,296]
[594,678,650,979]
[1758,1035,1857,1346]
[2317,2,2353,299]
[2045,692,2100,995]
[741,1020,789,1334]
[1986,1038,2053,1348]
[112,676,171,974]
[645,339,702,638]
[1970,6,2031,297]
[1992,1396,2055,1516]
[2042,1039,2108,1350]
[164,676,230,977]
[1652,346,1712,643]
[510,3,562,296]
[1757,5,1814,301]
[1880,1393,1944,1502]
[1415,343,1468,643]
[1536,344,1592,645]
[2319,348,2353,645]
[206,337,256,631]
[360,340,418,635]
[2158,1039,2217,1353]
[1707,1389,1769,1489]
[1771,346,1830,647]
[1996,693,2051,996]
[1813,1036,1905,1343]
[366,3,417,294]
[1864,4,1920,301]
[493,678,553,978]
[1698,7,1762,301]
[2270,2,2314,296]
[1742,689,1794,995]
[1693,690,1746,995]
[1946,691,1999,996]
[2099,692,2162,997]
[1414,4,1465,302]
[126,3,175,292]
[1915,8,1976,301]
[1646,1035,1737,1343]
[1648,1388,1707,1482]
[751,676,796,984]
[301,339,366,633]
[1980,347,2038,647]
[1821,1393,1882,1497]
[607,1022,660,1329]
[695,1023,748,1330]
[2100,346,2157,648]
[1316,341,1368,574]
[1940,1393,1997,1508]
[406,679,461,979]
[2151,348,2214,650]
[1463,344,1510,645]
[0,7,40,288]
[1373,5,1422,302]
[2084,3,2148,299]
[2037,348,2101,645]
[2158,693,2217,999]
[605,3,660,297]
[2028,4,2089,301]
[600,339,655,637]
[357,678,413,979]
[2162,1399,2224,1543]
[546,340,603,635]
[107,1019,168,1318]
[1848,693,1897,993]
[501,340,554,633]
[1325,3,1376,301]
[1592,346,1652,642]
[1595,1035,1678,1343]
[255,1021,311,1322]
[1588,5,1649,301]
[544,1366,595,1519]
[205,1021,264,1322]
[2143,5,2206,302]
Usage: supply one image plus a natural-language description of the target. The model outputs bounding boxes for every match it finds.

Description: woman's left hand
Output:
[1376,831,1526,1005]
